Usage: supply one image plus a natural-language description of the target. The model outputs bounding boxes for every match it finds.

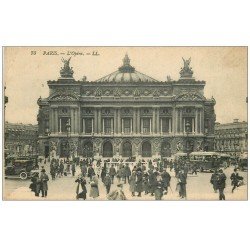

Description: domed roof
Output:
[96,54,159,83]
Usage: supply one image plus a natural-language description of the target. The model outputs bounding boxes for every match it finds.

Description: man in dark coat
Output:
[103,173,112,194]
[124,164,131,184]
[210,170,219,193]
[217,169,227,200]
[71,163,76,177]
[75,175,87,200]
[109,164,116,184]
[81,164,87,177]
[88,165,95,180]
[135,170,143,197]
[177,169,187,199]
[155,178,164,200]
[148,170,157,196]
[59,161,64,177]
[101,166,107,182]
[129,171,137,196]
[230,168,242,193]
[161,169,171,194]
[40,169,49,198]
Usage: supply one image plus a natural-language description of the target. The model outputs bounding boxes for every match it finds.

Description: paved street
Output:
[4,162,247,201]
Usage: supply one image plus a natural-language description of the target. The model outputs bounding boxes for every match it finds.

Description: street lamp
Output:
[65,121,71,160]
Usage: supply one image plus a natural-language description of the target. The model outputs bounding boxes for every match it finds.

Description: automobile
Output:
[189,152,221,172]
[5,159,39,180]
[238,153,248,171]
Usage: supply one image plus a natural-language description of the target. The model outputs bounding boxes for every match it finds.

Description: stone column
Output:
[114,109,117,134]
[74,108,78,134]
[49,108,53,132]
[51,108,54,133]
[152,108,156,133]
[98,108,102,134]
[54,109,58,133]
[94,109,98,134]
[195,109,198,134]
[117,108,121,134]
[180,108,183,132]
[70,109,75,134]
[133,108,137,134]
[156,108,160,133]
[172,107,176,134]
[82,118,85,134]
[201,108,204,134]
[137,108,140,133]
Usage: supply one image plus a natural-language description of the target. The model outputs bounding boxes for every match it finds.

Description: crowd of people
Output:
[29,156,245,200]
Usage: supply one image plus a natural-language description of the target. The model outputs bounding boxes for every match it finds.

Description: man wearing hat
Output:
[230,168,242,193]
[40,169,49,198]
[217,169,227,200]
[103,173,112,194]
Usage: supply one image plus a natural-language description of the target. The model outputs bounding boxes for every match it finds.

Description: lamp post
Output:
[66,121,71,161]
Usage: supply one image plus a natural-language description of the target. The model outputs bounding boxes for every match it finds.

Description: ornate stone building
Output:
[215,119,248,157]
[37,55,216,159]
[5,122,38,157]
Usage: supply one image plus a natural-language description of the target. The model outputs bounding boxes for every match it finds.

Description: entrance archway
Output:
[161,141,171,157]
[82,141,94,157]
[103,141,113,157]
[142,141,152,157]
[122,141,132,157]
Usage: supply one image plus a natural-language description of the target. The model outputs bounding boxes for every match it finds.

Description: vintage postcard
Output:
[3,46,248,201]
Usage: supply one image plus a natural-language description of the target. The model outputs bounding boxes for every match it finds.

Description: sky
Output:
[3,47,247,125]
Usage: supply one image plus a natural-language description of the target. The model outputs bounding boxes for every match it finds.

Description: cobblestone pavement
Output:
[4,164,247,201]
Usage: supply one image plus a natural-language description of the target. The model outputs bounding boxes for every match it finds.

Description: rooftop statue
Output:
[180,57,194,78]
[60,57,74,78]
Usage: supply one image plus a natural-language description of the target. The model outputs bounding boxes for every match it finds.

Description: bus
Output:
[189,152,221,172]
[238,153,248,171]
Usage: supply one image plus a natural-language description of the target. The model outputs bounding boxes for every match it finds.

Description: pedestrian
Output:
[142,171,149,195]
[89,174,99,199]
[129,171,137,197]
[230,168,242,193]
[29,172,40,196]
[217,169,227,200]
[71,163,76,177]
[210,170,219,193]
[107,184,127,200]
[50,162,56,180]
[109,164,116,184]
[116,167,122,183]
[40,169,49,198]
[75,174,87,200]
[88,165,95,181]
[161,169,171,195]
[59,160,64,177]
[135,170,143,197]
[155,176,164,200]
[81,164,87,177]
[103,173,112,194]
[177,169,187,199]
[101,165,107,182]
[148,169,157,196]
[124,163,131,184]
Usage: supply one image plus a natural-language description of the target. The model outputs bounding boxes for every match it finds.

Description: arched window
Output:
[122,141,132,157]
[142,141,152,157]
[103,141,113,157]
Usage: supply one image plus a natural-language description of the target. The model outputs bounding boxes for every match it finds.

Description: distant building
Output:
[214,119,248,157]
[5,122,38,157]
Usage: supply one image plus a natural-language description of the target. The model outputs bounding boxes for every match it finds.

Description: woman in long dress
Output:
[89,174,99,199]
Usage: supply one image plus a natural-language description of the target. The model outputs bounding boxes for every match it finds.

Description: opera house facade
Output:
[37,55,216,159]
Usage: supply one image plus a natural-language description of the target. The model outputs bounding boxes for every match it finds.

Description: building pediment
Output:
[48,93,79,102]
[173,92,205,101]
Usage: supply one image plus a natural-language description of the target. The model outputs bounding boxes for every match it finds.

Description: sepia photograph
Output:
[3,46,248,201]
